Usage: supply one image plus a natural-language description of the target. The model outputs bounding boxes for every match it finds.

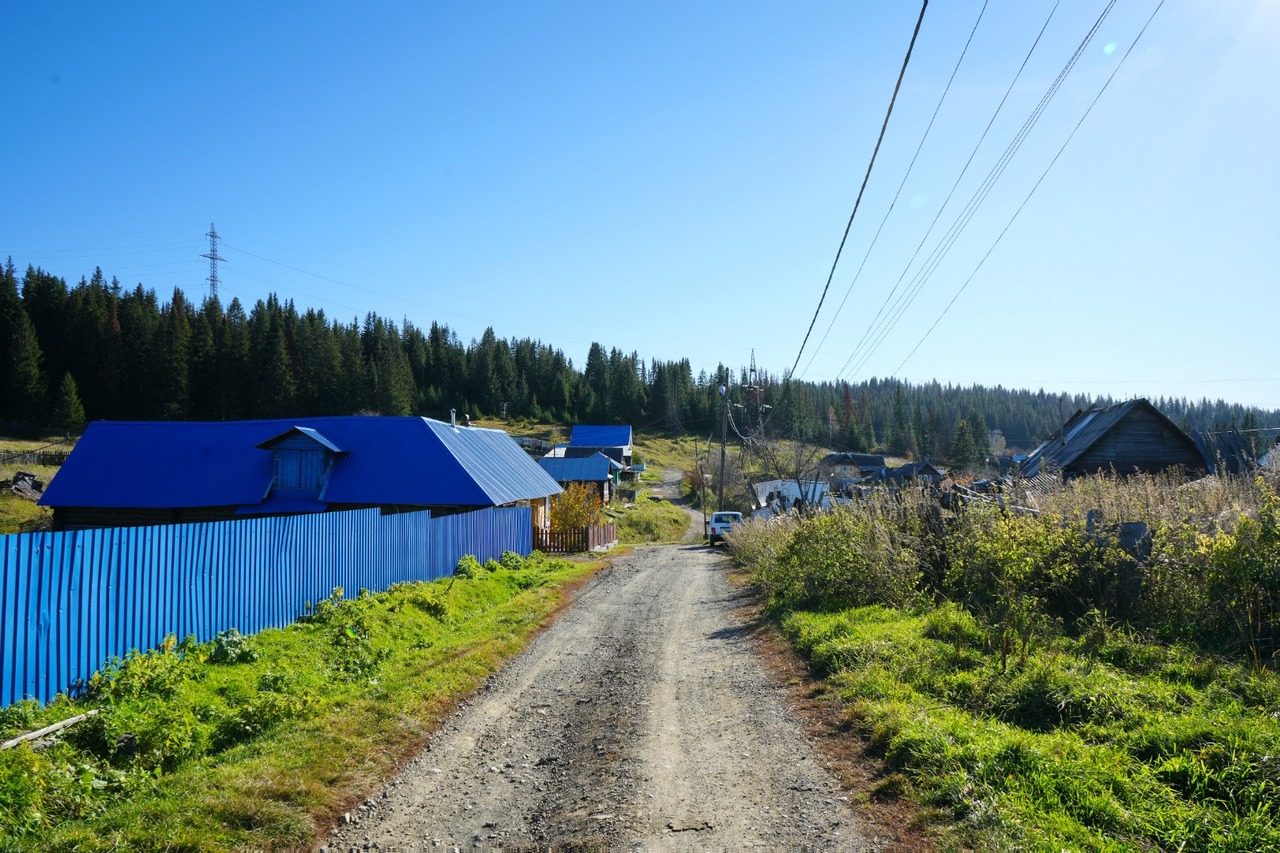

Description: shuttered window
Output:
[275,448,327,495]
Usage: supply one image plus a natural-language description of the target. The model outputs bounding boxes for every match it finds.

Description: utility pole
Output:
[746,350,761,436]
[718,382,729,509]
[201,223,226,302]
[694,436,708,542]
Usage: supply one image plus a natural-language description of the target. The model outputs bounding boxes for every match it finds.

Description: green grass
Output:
[0,551,600,851]
[630,433,696,473]
[612,496,691,544]
[1,437,67,534]
[0,490,52,534]
[781,603,1280,851]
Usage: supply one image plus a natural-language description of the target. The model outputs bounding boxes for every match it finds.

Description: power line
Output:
[798,0,988,381]
[789,0,929,378]
[220,240,598,348]
[835,0,1064,381]
[844,0,1101,382]
[892,0,1168,378]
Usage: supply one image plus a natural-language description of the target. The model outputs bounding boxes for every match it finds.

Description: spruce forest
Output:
[3,259,1278,458]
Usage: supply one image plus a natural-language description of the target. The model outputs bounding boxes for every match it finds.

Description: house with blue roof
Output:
[40,416,562,531]
[566,425,633,467]
[538,452,623,504]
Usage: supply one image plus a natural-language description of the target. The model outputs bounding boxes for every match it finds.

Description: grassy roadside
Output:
[781,604,1279,850]
[728,475,1280,850]
[0,551,602,851]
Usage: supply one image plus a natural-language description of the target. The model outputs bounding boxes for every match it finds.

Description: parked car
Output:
[706,511,742,545]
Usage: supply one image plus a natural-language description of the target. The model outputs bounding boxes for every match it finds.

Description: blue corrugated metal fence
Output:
[0,505,531,707]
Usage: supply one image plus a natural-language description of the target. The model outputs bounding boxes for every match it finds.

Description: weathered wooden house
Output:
[1191,427,1256,475]
[1019,399,1207,480]
[885,462,946,485]
[39,416,562,531]
[819,452,887,489]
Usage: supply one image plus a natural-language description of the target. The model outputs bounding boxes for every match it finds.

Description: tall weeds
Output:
[733,473,1280,663]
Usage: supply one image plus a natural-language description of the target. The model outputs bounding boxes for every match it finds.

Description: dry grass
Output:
[1029,469,1279,532]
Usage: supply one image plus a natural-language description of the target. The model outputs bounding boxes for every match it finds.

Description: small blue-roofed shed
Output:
[566,425,633,467]
[40,417,562,531]
[538,452,623,503]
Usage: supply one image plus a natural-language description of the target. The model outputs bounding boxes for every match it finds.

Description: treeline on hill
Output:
[3,259,1278,457]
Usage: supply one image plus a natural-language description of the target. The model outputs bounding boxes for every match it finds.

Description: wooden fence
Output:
[0,505,531,707]
[533,521,617,554]
[0,451,70,467]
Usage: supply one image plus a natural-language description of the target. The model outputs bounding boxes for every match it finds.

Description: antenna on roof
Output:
[201,223,226,301]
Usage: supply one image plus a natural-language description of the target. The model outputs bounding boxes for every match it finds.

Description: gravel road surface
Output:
[322,539,882,852]
[324,467,888,851]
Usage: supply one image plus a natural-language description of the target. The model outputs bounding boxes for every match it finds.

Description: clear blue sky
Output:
[3,1,1277,409]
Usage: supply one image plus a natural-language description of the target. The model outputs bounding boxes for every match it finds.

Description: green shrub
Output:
[211,681,317,752]
[0,746,49,837]
[207,628,259,665]
[87,639,198,702]
[771,507,921,612]
[455,554,482,578]
[132,704,206,770]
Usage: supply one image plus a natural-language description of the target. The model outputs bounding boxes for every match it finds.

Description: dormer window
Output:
[256,427,344,501]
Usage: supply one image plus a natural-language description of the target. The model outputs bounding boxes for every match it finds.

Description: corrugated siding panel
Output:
[1,504,531,707]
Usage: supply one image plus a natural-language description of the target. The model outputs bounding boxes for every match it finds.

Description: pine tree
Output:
[156,288,192,419]
[52,372,86,435]
[7,309,47,425]
[950,418,980,469]
[0,258,22,416]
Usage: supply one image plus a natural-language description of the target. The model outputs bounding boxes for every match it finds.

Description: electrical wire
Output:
[798,0,988,381]
[789,0,929,379]
[891,0,1168,377]
[221,240,600,349]
[851,0,1109,379]
[835,0,1064,380]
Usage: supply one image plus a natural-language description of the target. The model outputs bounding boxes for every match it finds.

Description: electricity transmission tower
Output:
[201,223,226,301]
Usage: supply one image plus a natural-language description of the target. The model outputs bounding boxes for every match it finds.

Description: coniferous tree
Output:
[156,288,192,419]
[21,266,70,399]
[221,298,251,418]
[6,308,46,425]
[117,284,161,417]
[248,296,298,417]
[950,418,980,469]
[52,372,86,435]
[0,258,22,416]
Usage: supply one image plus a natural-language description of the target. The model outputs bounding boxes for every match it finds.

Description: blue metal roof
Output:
[568,425,632,448]
[258,426,345,454]
[42,417,561,511]
[538,453,619,483]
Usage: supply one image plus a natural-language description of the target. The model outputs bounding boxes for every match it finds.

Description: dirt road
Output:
[322,540,881,852]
